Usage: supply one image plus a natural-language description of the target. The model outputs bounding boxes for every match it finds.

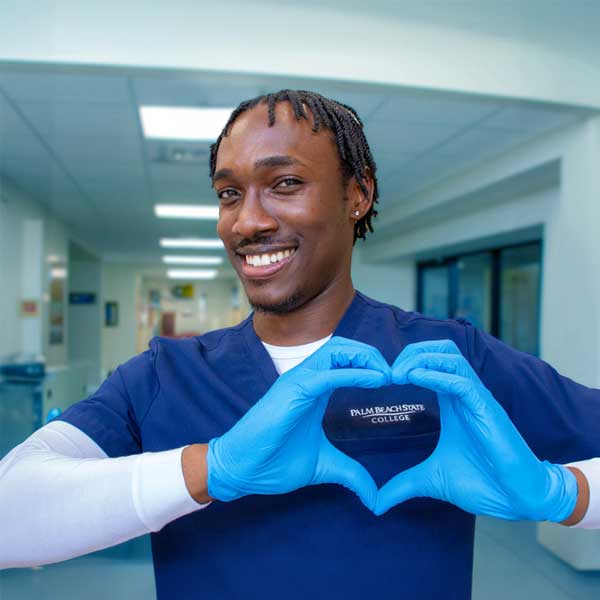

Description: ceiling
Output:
[0,64,595,264]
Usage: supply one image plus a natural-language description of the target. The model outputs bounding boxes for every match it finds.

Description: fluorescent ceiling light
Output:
[160,238,224,249]
[167,269,218,280]
[162,255,223,265]
[140,106,233,141]
[155,204,219,220]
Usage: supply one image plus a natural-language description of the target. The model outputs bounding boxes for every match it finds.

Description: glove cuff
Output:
[543,462,578,523]
[206,437,243,502]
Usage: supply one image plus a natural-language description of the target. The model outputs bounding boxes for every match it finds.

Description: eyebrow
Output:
[212,155,303,185]
[254,155,302,170]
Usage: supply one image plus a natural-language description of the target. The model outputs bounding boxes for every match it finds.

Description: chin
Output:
[247,289,305,314]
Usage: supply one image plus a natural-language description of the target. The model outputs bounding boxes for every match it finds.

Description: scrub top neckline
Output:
[241,290,365,389]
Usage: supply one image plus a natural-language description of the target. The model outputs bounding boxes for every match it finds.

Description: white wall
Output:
[101,263,140,375]
[352,246,415,311]
[0,177,69,367]
[541,117,600,387]
[68,249,102,385]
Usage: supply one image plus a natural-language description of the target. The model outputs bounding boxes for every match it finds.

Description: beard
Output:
[247,287,305,315]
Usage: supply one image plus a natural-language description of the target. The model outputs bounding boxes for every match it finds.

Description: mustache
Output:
[234,236,298,252]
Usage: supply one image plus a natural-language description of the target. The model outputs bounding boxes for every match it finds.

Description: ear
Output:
[345,167,374,222]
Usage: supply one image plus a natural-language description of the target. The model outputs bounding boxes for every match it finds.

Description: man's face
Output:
[214,102,361,313]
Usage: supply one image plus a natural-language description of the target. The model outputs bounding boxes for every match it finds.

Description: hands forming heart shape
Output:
[207,336,577,523]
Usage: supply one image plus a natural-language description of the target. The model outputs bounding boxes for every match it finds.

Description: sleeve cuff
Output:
[131,447,211,532]
[566,458,600,529]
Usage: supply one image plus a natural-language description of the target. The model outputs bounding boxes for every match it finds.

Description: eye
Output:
[274,177,302,190]
[217,188,240,203]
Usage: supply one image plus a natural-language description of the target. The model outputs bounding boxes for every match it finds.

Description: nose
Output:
[231,189,278,240]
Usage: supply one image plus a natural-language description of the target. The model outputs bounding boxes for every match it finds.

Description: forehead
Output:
[215,102,338,171]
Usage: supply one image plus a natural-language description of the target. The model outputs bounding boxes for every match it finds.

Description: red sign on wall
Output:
[21,300,39,316]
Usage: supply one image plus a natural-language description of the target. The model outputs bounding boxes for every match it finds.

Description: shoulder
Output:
[148,316,252,356]
[355,290,472,340]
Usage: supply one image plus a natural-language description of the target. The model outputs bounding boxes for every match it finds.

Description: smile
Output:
[238,248,297,279]
[244,249,296,267]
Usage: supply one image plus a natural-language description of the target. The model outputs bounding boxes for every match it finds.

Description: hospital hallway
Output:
[3,2,600,598]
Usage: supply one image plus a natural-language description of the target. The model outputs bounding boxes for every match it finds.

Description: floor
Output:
[2,517,600,599]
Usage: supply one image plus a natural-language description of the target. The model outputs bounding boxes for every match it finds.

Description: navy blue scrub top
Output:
[58,291,600,600]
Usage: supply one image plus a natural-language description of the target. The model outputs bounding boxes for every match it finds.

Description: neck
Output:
[253,276,355,346]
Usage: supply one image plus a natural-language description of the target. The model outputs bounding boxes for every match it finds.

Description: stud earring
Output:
[354,211,360,217]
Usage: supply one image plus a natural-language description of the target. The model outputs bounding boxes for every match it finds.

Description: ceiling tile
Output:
[366,120,463,155]
[0,70,130,104]
[435,127,531,160]
[482,105,583,133]
[372,151,415,179]
[46,133,142,163]
[17,101,139,139]
[370,91,501,126]
[61,158,145,180]
[133,75,263,108]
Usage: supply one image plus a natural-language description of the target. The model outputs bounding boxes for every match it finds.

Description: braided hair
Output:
[209,89,379,242]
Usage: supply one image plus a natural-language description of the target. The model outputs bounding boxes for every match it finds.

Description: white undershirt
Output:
[1,334,599,569]
[262,335,332,374]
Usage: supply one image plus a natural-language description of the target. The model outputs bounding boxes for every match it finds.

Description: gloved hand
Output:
[207,336,391,510]
[374,340,578,522]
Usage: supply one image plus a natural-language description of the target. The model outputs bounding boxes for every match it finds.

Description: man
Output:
[1,90,600,599]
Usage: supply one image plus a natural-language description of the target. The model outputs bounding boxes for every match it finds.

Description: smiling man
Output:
[213,95,375,338]
[2,90,600,600]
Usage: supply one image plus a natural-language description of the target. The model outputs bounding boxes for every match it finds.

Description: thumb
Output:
[312,438,378,511]
[374,461,434,516]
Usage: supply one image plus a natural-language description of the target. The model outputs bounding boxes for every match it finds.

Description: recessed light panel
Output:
[160,238,224,249]
[162,255,223,265]
[155,205,219,220]
[167,269,218,280]
[140,106,233,141]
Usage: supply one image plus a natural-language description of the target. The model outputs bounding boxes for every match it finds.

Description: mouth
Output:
[236,247,297,280]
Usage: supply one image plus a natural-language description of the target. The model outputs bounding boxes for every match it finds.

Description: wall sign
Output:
[21,299,39,316]
[105,301,119,327]
[69,292,97,305]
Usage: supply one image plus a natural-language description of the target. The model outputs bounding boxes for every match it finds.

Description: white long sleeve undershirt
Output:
[0,421,205,569]
[567,458,600,529]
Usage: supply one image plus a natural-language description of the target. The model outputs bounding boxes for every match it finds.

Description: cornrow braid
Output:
[209,89,379,242]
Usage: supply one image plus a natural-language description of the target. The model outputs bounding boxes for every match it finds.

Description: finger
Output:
[312,368,390,395]
[391,339,461,372]
[374,462,434,516]
[407,368,489,414]
[392,352,478,386]
[313,440,378,511]
[309,337,391,379]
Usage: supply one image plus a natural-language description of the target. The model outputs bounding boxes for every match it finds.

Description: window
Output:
[417,242,541,355]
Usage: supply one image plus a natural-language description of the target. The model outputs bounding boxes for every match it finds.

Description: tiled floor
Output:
[2,517,600,599]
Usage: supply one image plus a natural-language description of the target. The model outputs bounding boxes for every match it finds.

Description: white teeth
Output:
[245,249,296,267]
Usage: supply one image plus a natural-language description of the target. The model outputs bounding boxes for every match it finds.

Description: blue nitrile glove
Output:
[374,340,578,521]
[207,336,391,510]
